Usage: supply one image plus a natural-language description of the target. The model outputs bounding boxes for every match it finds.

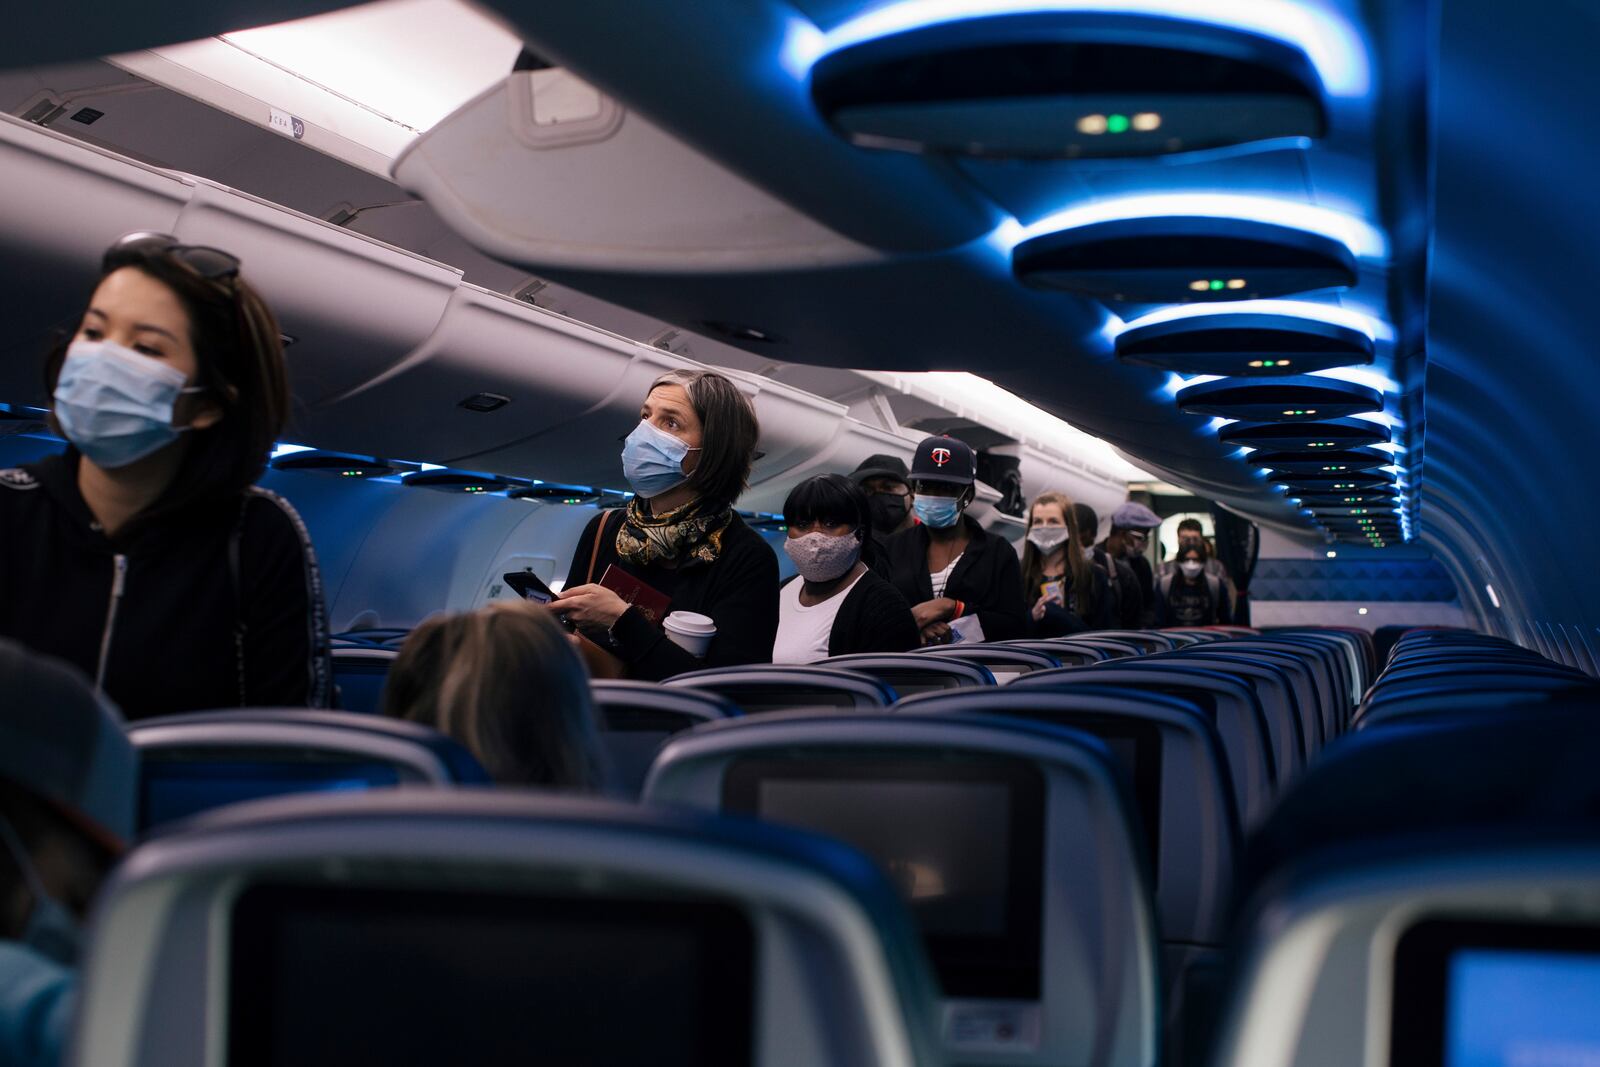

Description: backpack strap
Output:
[586,509,620,585]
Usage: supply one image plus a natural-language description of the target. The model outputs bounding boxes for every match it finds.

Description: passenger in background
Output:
[0,233,329,719]
[553,369,778,679]
[1159,518,1237,607]
[1156,544,1233,627]
[383,601,609,790]
[1100,502,1163,628]
[772,474,918,663]
[882,435,1027,645]
[847,453,916,557]
[1074,501,1142,630]
[0,642,136,1067]
[1021,490,1112,635]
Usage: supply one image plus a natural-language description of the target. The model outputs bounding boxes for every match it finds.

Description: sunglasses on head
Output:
[102,232,241,284]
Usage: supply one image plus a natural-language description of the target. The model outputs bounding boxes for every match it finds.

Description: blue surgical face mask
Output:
[0,815,81,966]
[914,495,964,529]
[621,419,701,499]
[53,340,205,470]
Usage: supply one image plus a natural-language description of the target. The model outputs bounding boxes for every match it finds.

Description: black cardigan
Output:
[881,517,1029,642]
[564,509,779,681]
[779,568,921,657]
[1030,564,1115,637]
[0,453,331,719]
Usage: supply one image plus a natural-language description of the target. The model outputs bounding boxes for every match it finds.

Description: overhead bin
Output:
[1015,216,1356,302]
[0,114,192,401]
[810,13,1325,160]
[1116,312,1375,376]
[1220,418,1389,450]
[1176,375,1383,421]
[392,71,881,273]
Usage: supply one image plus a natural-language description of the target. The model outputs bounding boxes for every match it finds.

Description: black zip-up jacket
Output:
[0,453,331,720]
[882,516,1029,642]
[565,508,779,681]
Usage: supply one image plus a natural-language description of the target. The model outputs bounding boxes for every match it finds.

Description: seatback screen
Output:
[725,755,1045,999]
[1391,919,1600,1067]
[140,757,403,830]
[228,885,754,1067]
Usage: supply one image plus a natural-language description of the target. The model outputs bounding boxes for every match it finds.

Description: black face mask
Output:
[867,493,908,533]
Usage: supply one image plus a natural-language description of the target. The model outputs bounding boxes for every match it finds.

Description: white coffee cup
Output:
[663,611,717,657]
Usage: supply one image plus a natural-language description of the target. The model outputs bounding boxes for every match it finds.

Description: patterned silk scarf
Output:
[615,495,733,569]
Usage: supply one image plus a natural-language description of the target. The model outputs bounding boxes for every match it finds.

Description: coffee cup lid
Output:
[664,611,716,634]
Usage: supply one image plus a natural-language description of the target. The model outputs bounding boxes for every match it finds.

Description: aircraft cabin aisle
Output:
[0,1,1595,1067]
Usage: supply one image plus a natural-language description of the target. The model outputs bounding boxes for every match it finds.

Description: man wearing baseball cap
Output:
[847,453,917,557]
[1100,501,1163,627]
[0,640,136,1067]
[880,435,1028,645]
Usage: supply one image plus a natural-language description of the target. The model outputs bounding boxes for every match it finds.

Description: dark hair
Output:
[1177,518,1204,534]
[649,369,760,508]
[382,602,608,790]
[47,243,290,502]
[1071,502,1098,541]
[783,474,875,568]
[1178,543,1206,562]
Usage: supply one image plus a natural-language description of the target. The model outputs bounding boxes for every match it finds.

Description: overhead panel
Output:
[1175,375,1383,421]
[1276,471,1395,492]
[1116,313,1375,376]
[1014,216,1356,302]
[1248,447,1391,474]
[810,13,1325,160]
[400,470,521,494]
[1220,418,1389,450]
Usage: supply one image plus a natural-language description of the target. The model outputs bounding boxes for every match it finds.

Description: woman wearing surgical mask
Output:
[771,475,918,664]
[1156,544,1232,627]
[1021,490,1113,636]
[0,233,329,719]
[553,369,777,679]
[881,435,1028,645]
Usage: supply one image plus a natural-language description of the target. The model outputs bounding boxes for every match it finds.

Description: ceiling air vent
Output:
[1175,375,1382,421]
[1116,312,1374,375]
[507,485,603,505]
[1295,492,1402,508]
[1015,217,1355,302]
[1249,447,1391,474]
[1219,417,1389,451]
[1276,471,1394,492]
[811,14,1324,159]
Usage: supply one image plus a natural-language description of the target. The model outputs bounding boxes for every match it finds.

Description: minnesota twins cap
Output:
[909,435,977,486]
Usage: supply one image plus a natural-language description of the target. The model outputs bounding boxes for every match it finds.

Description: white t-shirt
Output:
[929,554,964,599]
[772,571,867,664]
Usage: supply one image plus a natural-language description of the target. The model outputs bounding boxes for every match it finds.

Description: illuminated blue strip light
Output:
[782,0,1371,97]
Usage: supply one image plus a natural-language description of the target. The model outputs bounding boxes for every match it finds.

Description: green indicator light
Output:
[1209,279,1225,291]
[1107,114,1130,134]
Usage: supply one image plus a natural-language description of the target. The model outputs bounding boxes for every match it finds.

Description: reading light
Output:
[1358,607,1370,616]
[1132,111,1162,131]
[1227,278,1247,289]
[1078,113,1109,134]
[1326,550,1337,558]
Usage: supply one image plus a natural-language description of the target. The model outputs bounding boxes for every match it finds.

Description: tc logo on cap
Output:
[931,447,952,467]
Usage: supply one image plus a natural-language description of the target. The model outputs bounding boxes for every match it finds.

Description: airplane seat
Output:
[1217,638,1347,739]
[1003,639,1112,665]
[886,684,1239,1066]
[68,790,944,1067]
[1354,675,1600,730]
[666,664,897,713]
[1212,834,1600,1067]
[1237,702,1600,906]
[1061,636,1146,659]
[912,643,1063,682]
[1084,631,1179,654]
[330,627,412,649]
[1153,650,1313,767]
[643,710,1159,1067]
[329,646,396,714]
[1012,661,1281,826]
[821,652,997,695]
[589,680,741,799]
[1175,644,1329,754]
[127,709,490,832]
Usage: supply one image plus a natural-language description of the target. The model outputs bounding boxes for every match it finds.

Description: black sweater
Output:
[881,516,1029,642]
[1030,564,1115,637]
[779,568,921,657]
[564,509,779,681]
[0,454,331,720]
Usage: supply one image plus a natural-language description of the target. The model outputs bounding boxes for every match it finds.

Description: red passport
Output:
[598,565,672,627]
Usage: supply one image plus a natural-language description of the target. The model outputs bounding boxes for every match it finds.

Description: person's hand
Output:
[549,584,631,629]
[912,597,956,629]
[920,621,952,645]
[1031,596,1048,621]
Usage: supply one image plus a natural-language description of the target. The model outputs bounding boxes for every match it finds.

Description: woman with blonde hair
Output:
[1020,490,1113,635]
[383,600,608,789]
